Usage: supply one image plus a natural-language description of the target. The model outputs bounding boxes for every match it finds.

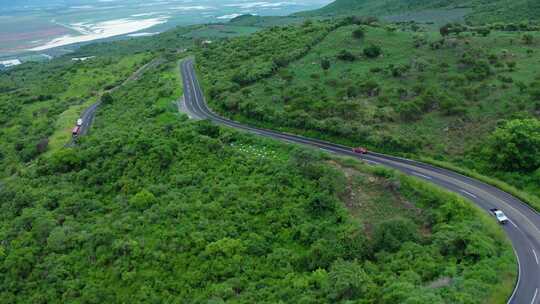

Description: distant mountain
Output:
[296,0,540,23]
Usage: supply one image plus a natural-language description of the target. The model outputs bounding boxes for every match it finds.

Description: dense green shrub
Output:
[352,26,365,39]
[337,49,356,61]
[363,44,382,58]
[483,118,540,172]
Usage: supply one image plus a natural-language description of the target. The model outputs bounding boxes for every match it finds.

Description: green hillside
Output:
[0,19,517,303]
[298,0,540,24]
[198,19,540,205]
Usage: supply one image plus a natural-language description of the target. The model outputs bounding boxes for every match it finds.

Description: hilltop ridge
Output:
[297,0,540,24]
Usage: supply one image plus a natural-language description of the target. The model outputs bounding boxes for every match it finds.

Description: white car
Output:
[77,118,83,126]
[490,208,509,224]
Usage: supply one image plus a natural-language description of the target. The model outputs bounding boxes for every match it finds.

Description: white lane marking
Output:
[411,172,432,180]
[532,288,538,304]
[319,148,336,154]
[507,248,522,304]
[364,159,379,165]
[533,249,539,265]
[509,220,518,228]
[460,189,478,199]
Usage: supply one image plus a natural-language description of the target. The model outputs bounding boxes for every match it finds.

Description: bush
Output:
[328,260,374,301]
[363,44,382,58]
[483,118,540,172]
[373,218,419,252]
[101,92,113,104]
[337,49,356,61]
[466,60,492,81]
[129,189,157,210]
[352,27,365,39]
[530,82,540,101]
[321,57,331,70]
[523,34,534,45]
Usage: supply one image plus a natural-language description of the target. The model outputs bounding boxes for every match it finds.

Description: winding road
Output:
[67,58,164,146]
[180,59,539,303]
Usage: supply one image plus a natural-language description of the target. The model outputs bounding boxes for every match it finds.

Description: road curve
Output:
[67,58,164,146]
[180,59,540,304]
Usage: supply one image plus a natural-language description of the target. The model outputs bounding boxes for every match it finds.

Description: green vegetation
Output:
[298,0,540,24]
[199,20,540,207]
[0,9,526,303]
[0,53,152,178]
[0,57,515,302]
[0,20,264,179]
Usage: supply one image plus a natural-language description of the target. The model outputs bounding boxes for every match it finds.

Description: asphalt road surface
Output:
[181,59,540,304]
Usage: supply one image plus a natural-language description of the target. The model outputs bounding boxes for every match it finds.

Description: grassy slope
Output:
[206,23,540,197]
[297,0,540,23]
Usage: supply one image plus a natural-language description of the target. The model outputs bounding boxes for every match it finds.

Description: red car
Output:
[72,126,81,136]
[352,147,368,154]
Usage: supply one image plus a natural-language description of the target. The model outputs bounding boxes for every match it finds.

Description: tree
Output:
[530,82,540,100]
[506,61,517,71]
[484,118,540,172]
[516,81,527,93]
[321,57,331,71]
[307,191,337,215]
[477,27,491,37]
[101,92,113,104]
[373,217,418,252]
[439,24,451,37]
[385,25,397,34]
[129,189,157,210]
[337,49,356,61]
[363,44,382,58]
[328,259,374,301]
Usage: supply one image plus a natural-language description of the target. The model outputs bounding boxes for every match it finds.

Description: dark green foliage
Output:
[337,49,356,61]
[298,0,540,24]
[476,27,491,37]
[530,82,540,100]
[0,12,521,303]
[523,33,534,45]
[352,26,365,39]
[483,118,540,172]
[373,218,418,252]
[327,260,374,301]
[363,44,382,58]
[101,92,113,104]
[466,60,492,81]
[0,53,516,303]
[321,57,331,70]
[0,53,152,178]
[198,20,340,96]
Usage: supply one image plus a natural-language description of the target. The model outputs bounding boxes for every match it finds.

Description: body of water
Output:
[0,0,332,57]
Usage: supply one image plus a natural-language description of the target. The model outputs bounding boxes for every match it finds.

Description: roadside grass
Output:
[421,157,540,213]
[155,62,184,125]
